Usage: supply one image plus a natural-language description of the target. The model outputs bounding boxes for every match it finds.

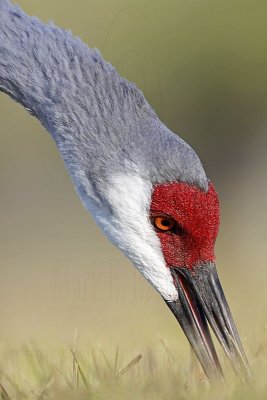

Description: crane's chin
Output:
[165,263,251,381]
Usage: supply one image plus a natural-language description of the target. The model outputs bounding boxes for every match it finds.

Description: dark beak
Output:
[166,263,251,381]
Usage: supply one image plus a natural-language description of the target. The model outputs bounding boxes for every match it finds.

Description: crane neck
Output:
[0,0,208,207]
[0,0,152,138]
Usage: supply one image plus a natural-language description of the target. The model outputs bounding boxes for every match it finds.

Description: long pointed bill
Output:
[166,263,251,381]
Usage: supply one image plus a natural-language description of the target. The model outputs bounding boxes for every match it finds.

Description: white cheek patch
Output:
[90,174,178,302]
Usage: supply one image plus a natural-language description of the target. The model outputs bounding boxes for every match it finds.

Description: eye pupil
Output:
[161,219,170,227]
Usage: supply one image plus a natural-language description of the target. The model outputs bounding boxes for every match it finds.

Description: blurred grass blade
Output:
[0,383,10,400]
[70,349,92,392]
[101,349,113,373]
[159,337,175,363]
[113,346,119,375]
[116,354,142,380]
[92,350,101,380]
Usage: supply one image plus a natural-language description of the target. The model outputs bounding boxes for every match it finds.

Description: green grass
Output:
[0,336,266,400]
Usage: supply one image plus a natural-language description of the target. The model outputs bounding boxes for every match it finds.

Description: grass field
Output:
[0,334,266,400]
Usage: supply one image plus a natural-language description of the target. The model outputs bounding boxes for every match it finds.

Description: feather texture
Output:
[0,0,208,206]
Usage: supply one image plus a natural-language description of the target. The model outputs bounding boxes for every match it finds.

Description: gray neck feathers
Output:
[0,0,208,206]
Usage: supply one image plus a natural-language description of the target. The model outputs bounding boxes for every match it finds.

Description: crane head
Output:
[91,171,251,381]
[150,180,250,380]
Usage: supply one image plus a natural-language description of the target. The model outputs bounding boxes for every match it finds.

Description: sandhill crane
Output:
[0,0,250,380]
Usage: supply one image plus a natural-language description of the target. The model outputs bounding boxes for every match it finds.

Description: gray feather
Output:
[0,0,208,208]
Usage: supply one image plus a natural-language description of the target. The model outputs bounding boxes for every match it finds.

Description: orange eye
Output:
[153,216,176,232]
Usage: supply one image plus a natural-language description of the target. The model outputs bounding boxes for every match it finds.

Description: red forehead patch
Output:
[150,182,220,269]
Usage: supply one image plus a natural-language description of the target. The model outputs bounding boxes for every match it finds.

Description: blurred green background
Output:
[0,0,266,360]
